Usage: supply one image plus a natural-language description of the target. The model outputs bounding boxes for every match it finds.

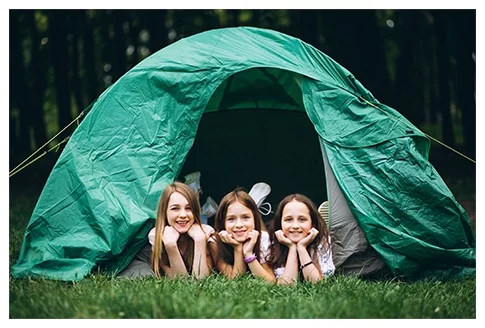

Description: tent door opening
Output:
[179,108,328,227]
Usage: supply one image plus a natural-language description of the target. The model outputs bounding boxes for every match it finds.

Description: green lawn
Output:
[9,177,476,319]
[9,273,476,319]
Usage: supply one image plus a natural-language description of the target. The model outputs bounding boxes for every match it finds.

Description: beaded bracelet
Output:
[300,261,314,270]
[244,253,257,263]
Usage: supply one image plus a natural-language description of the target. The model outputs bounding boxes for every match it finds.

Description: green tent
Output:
[11,26,475,281]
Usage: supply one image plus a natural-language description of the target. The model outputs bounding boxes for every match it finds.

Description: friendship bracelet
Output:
[244,253,257,263]
[300,261,314,270]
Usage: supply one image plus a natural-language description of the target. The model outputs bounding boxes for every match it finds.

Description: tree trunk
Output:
[50,11,73,133]
[111,10,127,82]
[147,10,168,53]
[320,10,393,106]
[127,11,140,67]
[393,10,425,125]
[10,10,31,164]
[83,10,100,103]
[27,10,48,148]
[455,10,476,160]
[69,10,85,114]
[434,11,455,147]
[421,11,439,124]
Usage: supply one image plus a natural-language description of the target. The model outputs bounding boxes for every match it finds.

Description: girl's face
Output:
[224,201,255,243]
[166,192,194,234]
[281,200,313,244]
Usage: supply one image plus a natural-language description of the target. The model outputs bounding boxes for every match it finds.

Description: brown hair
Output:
[151,181,202,277]
[212,187,263,266]
[267,194,330,272]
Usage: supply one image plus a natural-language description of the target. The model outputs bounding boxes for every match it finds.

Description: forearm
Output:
[247,261,276,283]
[297,245,322,283]
[217,245,246,278]
[165,245,188,278]
[277,246,299,285]
[192,241,210,279]
[228,247,247,278]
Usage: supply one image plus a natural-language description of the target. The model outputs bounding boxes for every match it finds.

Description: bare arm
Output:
[163,244,189,278]
[247,260,276,283]
[189,224,213,279]
[273,230,299,285]
[297,244,322,283]
[243,231,276,283]
[162,226,188,278]
[192,240,211,279]
[221,244,247,278]
[214,231,246,278]
[277,245,299,285]
[297,228,323,284]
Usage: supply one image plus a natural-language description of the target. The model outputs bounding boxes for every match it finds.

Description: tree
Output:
[10,11,30,166]
[434,10,455,147]
[455,10,476,159]
[49,10,73,133]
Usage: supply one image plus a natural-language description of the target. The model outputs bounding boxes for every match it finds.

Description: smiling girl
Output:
[149,182,214,279]
[268,194,335,285]
[209,188,276,283]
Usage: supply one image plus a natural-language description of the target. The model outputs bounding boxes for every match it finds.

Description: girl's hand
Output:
[298,228,319,247]
[188,224,207,242]
[218,230,240,247]
[163,226,180,248]
[242,230,259,257]
[275,230,295,247]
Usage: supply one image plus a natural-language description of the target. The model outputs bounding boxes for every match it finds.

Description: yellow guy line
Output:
[360,97,476,164]
[9,111,85,177]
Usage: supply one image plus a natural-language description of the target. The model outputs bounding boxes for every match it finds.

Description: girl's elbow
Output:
[265,276,277,284]
[308,275,323,284]
[277,277,296,286]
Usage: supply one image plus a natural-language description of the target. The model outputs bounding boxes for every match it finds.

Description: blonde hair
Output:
[151,182,202,277]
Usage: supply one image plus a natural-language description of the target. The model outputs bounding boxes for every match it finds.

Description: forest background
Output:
[8,8,476,222]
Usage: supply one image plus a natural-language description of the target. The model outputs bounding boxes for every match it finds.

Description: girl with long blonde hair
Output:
[149,182,214,278]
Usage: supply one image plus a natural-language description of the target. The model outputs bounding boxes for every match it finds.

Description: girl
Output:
[268,194,335,285]
[209,188,276,283]
[149,181,214,278]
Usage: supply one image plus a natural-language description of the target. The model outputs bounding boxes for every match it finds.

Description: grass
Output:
[9,176,476,319]
[9,273,476,319]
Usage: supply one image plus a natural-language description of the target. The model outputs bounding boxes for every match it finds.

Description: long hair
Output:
[151,181,202,277]
[268,194,330,272]
[212,187,263,266]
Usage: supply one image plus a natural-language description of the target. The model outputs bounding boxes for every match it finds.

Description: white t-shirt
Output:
[259,231,271,264]
[148,224,215,246]
[274,237,335,278]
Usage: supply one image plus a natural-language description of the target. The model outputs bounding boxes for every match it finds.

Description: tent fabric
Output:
[323,138,475,279]
[321,140,388,276]
[11,26,475,281]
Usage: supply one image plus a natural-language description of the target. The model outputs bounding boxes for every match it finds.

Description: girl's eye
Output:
[226,217,234,222]
[284,218,292,222]
[243,216,251,220]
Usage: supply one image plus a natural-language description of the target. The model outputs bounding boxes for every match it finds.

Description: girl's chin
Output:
[232,234,248,242]
[173,223,193,233]
[288,237,303,244]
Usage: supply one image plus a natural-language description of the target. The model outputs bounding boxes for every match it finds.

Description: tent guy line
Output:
[359,97,476,164]
[9,94,476,179]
